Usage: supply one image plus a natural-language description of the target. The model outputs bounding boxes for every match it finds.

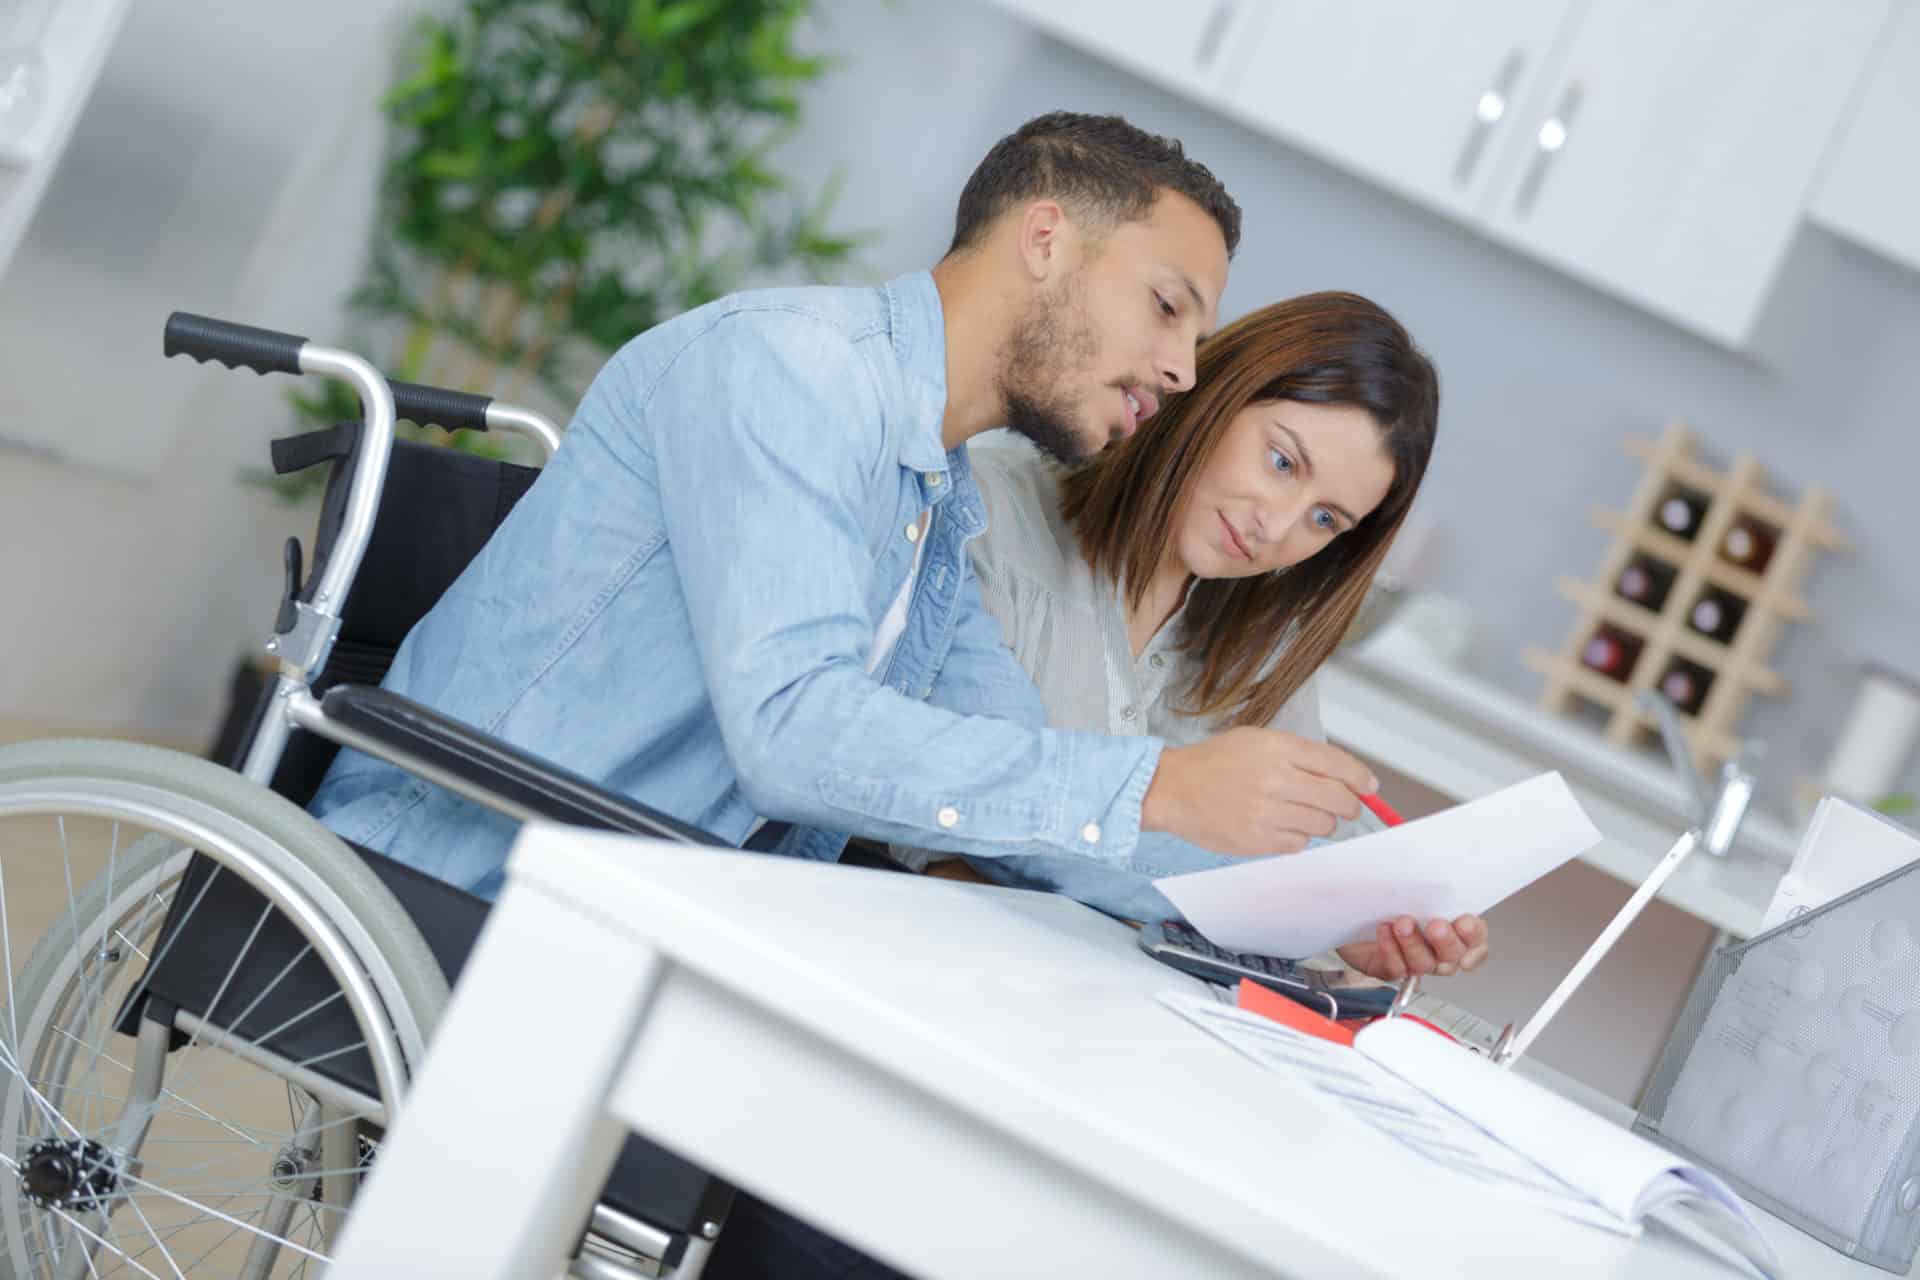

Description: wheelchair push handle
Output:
[388,380,494,435]
[163,312,307,377]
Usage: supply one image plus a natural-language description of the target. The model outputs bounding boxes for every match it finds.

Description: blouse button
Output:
[937,805,960,829]
[904,521,921,543]
[1081,822,1103,845]
[1120,706,1137,722]
[1149,654,1166,670]
[925,472,942,486]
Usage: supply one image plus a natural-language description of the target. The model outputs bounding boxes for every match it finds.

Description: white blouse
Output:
[962,437,1326,747]
[895,437,1329,871]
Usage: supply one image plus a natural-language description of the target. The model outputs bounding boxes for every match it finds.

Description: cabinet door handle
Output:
[1193,0,1238,71]
[1452,48,1527,188]
[1512,81,1584,220]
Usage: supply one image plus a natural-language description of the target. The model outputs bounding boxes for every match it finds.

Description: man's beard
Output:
[998,271,1103,466]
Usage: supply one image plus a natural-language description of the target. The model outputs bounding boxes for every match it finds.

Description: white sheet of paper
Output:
[1757,795,1920,933]
[1154,772,1602,957]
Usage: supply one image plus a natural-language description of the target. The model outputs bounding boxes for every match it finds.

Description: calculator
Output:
[1137,920,1399,1020]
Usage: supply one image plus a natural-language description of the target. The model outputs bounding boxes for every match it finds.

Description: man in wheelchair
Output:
[298,110,1381,1276]
[308,110,1360,908]
[0,112,1392,1280]
[303,111,1410,1277]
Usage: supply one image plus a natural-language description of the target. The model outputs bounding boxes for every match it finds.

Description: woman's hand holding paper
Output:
[1338,914,1489,980]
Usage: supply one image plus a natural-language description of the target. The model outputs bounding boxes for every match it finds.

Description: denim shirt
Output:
[311,272,1184,913]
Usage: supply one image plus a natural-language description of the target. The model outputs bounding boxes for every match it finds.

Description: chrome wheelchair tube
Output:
[285,690,547,829]
[172,1010,386,1125]
[166,314,398,788]
[486,401,563,459]
[163,314,394,618]
[296,344,397,616]
[239,675,300,785]
[585,1203,675,1266]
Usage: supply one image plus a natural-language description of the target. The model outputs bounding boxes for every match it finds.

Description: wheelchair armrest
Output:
[314,685,728,847]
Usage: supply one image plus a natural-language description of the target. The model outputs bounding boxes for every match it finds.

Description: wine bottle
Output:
[1655,486,1710,542]
[1581,624,1645,682]
[1720,514,1778,575]
[1614,555,1676,613]
[1687,587,1747,644]
[1658,657,1715,716]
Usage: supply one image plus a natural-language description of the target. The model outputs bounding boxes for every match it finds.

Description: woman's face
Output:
[1171,399,1397,581]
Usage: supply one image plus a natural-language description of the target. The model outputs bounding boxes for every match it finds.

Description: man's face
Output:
[1001,191,1230,465]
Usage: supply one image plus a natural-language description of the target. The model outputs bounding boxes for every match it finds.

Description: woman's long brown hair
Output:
[1059,291,1439,729]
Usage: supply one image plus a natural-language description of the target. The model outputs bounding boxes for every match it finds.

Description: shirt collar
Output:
[883,270,951,475]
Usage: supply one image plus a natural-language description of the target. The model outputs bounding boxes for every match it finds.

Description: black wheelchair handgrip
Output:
[389,380,493,434]
[164,312,307,377]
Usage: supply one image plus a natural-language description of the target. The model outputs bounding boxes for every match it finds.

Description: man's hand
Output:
[1337,915,1489,981]
[1141,727,1376,857]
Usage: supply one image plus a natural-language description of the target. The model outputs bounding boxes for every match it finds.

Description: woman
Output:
[911,291,1484,981]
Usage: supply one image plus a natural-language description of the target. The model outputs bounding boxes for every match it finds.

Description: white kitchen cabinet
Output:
[1810,0,1920,278]
[1480,0,1890,345]
[988,0,1895,349]
[983,0,1273,105]
[1224,0,1577,224]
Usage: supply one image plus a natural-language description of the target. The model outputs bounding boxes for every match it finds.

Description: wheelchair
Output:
[0,315,738,1277]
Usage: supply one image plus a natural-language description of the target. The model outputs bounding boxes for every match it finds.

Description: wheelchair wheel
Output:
[0,739,448,1277]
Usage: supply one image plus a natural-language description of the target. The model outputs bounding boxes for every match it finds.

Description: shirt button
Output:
[904,521,920,543]
[925,472,942,486]
[937,805,960,829]
[1120,706,1137,722]
[1149,654,1166,670]
[1081,822,1102,844]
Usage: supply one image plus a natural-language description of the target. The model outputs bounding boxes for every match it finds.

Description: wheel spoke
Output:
[120,902,272,1147]
[0,1036,85,1140]
[72,821,125,1145]
[56,817,110,1143]
[109,1166,328,1266]
[31,1199,160,1280]
[0,750,437,1279]
[119,1195,186,1280]
[40,1028,287,1149]
[147,955,345,1124]
[1,858,24,1057]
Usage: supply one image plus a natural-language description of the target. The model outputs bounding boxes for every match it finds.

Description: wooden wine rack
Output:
[1524,422,1847,769]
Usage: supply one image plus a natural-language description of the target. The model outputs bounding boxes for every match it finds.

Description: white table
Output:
[331,826,1884,1279]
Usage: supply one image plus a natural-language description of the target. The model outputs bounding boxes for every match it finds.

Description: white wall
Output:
[0,1,415,744]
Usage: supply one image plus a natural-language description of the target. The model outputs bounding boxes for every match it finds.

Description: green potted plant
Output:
[214,0,863,759]
[272,0,863,493]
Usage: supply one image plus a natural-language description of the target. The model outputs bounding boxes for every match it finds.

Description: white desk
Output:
[332,827,1883,1279]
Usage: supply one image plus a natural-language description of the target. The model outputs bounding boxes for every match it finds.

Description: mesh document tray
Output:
[1635,853,1920,1272]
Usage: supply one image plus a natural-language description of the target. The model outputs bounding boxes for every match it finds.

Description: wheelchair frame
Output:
[0,314,730,1278]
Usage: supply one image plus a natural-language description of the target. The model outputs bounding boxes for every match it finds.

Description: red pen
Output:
[1359,791,1403,828]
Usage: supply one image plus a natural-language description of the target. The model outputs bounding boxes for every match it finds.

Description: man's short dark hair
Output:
[947,111,1241,259]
